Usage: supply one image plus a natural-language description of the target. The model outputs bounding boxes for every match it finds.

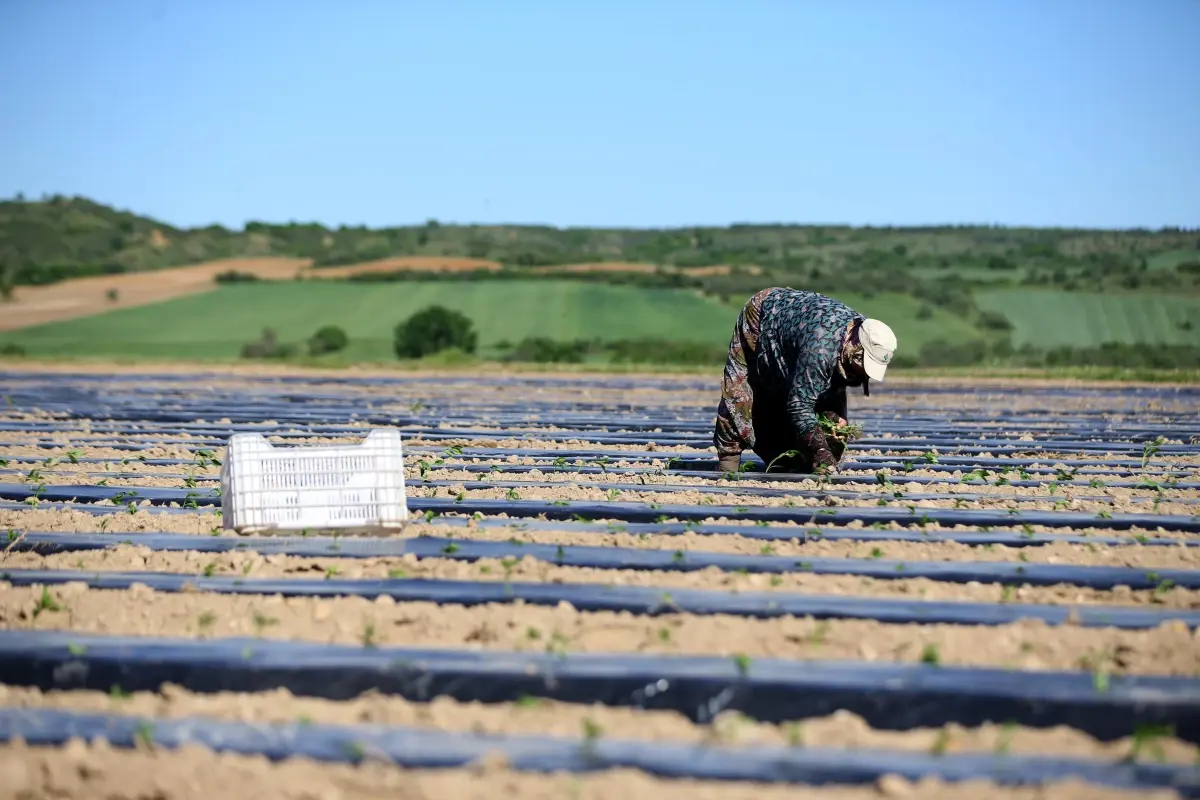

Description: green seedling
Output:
[1141,436,1166,469]
[135,721,155,748]
[33,587,61,617]
[581,717,604,741]
[732,653,752,677]
[251,611,279,633]
[1126,724,1174,763]
[765,449,802,473]
[546,631,571,656]
[817,412,864,443]
[995,721,1016,755]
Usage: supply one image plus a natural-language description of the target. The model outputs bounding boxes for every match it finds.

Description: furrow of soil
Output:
[5,509,1198,569]
[5,547,1196,609]
[0,740,1178,800]
[2,684,1195,765]
[2,584,1196,675]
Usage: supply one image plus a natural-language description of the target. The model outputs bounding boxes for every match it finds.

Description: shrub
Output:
[978,310,1013,331]
[606,339,727,365]
[918,338,988,367]
[916,305,934,320]
[308,325,349,356]
[215,270,261,284]
[394,306,478,359]
[0,343,26,356]
[505,337,590,363]
[106,288,119,302]
[241,328,298,359]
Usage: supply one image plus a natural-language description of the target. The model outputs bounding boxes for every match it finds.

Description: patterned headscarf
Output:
[837,319,871,396]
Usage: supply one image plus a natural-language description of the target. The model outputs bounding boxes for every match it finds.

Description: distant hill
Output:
[1,195,1198,370]
[2,194,1198,287]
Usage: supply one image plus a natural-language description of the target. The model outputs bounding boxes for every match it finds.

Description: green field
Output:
[0,281,739,360]
[1147,249,1200,272]
[974,289,1200,348]
[0,280,979,362]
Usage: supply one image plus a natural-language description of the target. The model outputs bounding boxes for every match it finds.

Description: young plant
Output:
[817,412,864,443]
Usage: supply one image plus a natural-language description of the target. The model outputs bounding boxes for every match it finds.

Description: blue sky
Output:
[1,0,1197,229]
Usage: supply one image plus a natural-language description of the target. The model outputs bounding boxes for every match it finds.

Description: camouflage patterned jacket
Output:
[754,289,865,464]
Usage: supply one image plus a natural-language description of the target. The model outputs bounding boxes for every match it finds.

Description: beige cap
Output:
[860,318,897,381]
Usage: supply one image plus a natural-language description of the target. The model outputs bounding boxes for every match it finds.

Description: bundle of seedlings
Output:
[819,412,864,443]
[819,412,864,462]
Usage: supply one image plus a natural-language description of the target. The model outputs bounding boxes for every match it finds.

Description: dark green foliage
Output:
[240,328,298,360]
[0,343,26,357]
[497,337,729,366]
[606,339,727,365]
[4,195,1199,296]
[214,270,261,284]
[914,337,1200,370]
[503,337,589,363]
[978,311,1013,331]
[918,338,990,367]
[394,306,478,359]
[307,325,349,356]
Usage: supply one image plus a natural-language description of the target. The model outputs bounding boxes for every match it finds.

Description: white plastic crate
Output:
[220,428,409,535]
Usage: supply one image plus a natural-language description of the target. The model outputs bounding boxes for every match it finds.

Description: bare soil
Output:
[1,368,1197,799]
[3,583,1196,675]
[2,684,1195,764]
[305,256,502,277]
[0,741,1179,800]
[0,258,308,331]
[4,546,1196,609]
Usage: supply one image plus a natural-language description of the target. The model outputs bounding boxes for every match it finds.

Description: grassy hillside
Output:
[975,290,1200,348]
[2,195,1198,371]
[0,280,1001,364]
[0,282,736,361]
[4,195,1199,285]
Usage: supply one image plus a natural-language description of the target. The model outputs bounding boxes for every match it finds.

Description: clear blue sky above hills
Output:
[2,0,1197,230]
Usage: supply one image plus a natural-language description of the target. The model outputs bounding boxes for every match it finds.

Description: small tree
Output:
[394,306,478,359]
[0,259,16,302]
[241,328,298,359]
[308,325,349,356]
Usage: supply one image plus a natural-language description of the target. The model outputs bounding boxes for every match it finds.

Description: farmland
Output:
[0,281,988,363]
[975,290,1200,349]
[3,197,1200,373]
[0,364,1197,798]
